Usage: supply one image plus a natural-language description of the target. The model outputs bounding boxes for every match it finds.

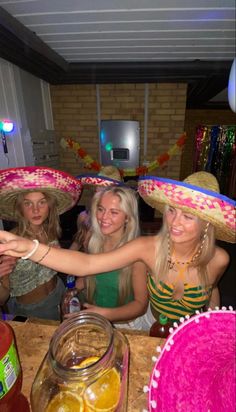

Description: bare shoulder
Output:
[208,245,230,283]
[214,245,230,267]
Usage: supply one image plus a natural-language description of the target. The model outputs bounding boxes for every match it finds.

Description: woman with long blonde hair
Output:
[0,172,235,329]
[82,186,148,328]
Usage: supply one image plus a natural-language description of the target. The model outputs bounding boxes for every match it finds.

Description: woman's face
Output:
[96,192,127,237]
[165,206,203,244]
[21,192,49,227]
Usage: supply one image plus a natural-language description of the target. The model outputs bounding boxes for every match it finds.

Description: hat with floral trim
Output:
[138,171,236,243]
[0,166,82,220]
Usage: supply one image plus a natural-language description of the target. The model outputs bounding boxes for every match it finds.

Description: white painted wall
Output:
[0,57,56,228]
[0,57,55,170]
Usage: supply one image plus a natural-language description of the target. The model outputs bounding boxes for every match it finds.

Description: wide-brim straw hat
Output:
[138,171,236,243]
[0,166,83,220]
[147,309,236,412]
[77,165,124,187]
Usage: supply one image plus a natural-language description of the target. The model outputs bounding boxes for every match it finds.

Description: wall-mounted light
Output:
[0,119,14,153]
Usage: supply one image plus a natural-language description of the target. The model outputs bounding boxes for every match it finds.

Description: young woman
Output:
[80,186,148,327]
[0,166,82,320]
[70,165,124,251]
[0,172,235,328]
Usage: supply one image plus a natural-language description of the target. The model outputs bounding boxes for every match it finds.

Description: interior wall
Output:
[181,109,236,180]
[50,82,187,208]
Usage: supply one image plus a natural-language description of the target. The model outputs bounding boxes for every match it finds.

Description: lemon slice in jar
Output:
[46,391,84,412]
[58,356,99,393]
[79,356,100,368]
[84,367,120,412]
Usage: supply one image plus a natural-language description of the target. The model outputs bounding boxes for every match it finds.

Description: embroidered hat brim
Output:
[138,173,236,243]
[148,310,236,412]
[77,174,125,187]
[0,166,83,220]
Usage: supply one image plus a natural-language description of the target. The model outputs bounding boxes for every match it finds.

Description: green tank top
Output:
[93,270,133,308]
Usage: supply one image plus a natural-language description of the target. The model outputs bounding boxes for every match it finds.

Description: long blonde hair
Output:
[87,186,140,305]
[13,191,61,242]
[154,210,216,288]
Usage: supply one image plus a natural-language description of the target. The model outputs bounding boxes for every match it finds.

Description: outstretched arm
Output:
[0,230,150,277]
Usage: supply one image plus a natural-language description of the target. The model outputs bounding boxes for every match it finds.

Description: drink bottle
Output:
[149,314,171,338]
[0,321,30,412]
[61,275,81,320]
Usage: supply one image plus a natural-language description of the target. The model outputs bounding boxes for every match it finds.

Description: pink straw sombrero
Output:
[138,172,236,243]
[146,309,236,412]
[0,166,83,220]
[77,165,124,188]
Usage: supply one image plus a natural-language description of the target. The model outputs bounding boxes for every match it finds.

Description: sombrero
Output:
[138,171,236,243]
[145,309,236,412]
[0,166,83,220]
[77,165,124,187]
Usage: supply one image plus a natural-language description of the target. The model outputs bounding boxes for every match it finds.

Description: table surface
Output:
[10,319,165,411]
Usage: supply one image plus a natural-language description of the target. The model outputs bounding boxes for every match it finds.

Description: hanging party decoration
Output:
[194,125,236,197]
[60,133,187,177]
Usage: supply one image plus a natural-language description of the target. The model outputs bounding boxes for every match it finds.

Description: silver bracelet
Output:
[21,239,39,260]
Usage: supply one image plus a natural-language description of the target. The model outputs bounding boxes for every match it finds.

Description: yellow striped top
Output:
[147,274,212,321]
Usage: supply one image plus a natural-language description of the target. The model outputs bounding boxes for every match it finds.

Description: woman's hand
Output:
[0,230,34,258]
[82,303,108,318]
[0,255,18,277]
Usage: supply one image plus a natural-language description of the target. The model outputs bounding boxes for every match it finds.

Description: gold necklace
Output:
[167,237,196,272]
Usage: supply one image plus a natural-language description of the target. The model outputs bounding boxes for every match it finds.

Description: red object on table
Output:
[0,321,30,412]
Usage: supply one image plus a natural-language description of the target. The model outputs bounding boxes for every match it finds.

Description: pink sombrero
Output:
[0,166,83,220]
[146,309,236,412]
[138,172,236,243]
[77,165,124,188]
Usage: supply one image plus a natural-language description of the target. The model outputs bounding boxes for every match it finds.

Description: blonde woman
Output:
[0,166,82,320]
[82,186,148,327]
[0,172,235,328]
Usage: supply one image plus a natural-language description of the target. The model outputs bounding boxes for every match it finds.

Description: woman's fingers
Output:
[0,231,31,257]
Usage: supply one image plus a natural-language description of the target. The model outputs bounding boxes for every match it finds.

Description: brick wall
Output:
[50,82,187,208]
[181,109,236,180]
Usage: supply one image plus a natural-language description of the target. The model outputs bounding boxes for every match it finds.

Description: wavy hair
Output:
[87,186,140,305]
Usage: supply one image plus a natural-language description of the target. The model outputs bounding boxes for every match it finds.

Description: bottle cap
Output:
[159,314,168,325]
[66,276,76,288]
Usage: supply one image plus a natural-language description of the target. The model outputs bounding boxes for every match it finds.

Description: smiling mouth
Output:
[170,228,183,235]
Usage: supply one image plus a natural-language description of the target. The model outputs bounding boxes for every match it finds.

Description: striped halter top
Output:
[147,274,212,321]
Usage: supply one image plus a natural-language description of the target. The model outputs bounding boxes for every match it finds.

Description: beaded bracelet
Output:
[36,246,51,264]
[21,239,39,260]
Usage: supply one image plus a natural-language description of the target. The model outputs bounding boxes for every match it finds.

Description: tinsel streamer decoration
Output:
[206,126,220,173]
[194,126,207,171]
[221,126,236,194]
[198,126,211,170]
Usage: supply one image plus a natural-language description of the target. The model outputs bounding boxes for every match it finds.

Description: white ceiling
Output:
[0,0,235,63]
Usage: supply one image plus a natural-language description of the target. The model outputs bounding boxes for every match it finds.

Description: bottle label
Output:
[0,342,20,399]
[69,297,80,313]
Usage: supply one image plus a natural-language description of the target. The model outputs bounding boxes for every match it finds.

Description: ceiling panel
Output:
[0,0,235,108]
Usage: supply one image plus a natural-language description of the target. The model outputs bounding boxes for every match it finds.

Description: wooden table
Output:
[10,319,165,411]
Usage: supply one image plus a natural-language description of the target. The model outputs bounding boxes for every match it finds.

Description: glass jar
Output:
[30,313,129,412]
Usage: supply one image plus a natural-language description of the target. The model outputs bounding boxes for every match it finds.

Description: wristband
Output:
[36,246,51,264]
[21,239,39,260]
